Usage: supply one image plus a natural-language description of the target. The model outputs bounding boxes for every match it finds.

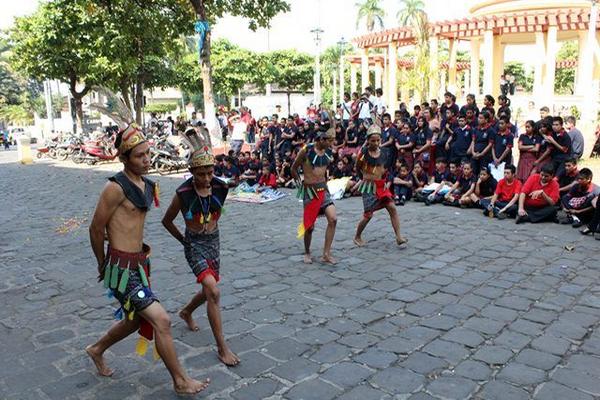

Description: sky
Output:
[0,0,533,61]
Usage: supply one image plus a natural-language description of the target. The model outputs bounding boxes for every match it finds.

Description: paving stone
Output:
[479,380,530,400]
[36,329,75,345]
[336,385,389,400]
[497,362,546,385]
[472,346,514,365]
[41,371,99,400]
[285,378,341,400]
[481,305,519,322]
[454,360,492,381]
[370,367,424,394]
[401,352,448,374]
[533,382,593,400]
[338,333,379,349]
[420,315,458,331]
[463,317,506,336]
[274,357,321,382]
[441,304,477,319]
[353,348,397,369]
[551,367,600,396]
[309,343,353,363]
[443,328,485,348]
[232,351,277,378]
[494,330,531,351]
[295,327,340,345]
[377,335,422,355]
[405,301,440,317]
[515,349,561,370]
[531,335,571,356]
[427,376,478,399]
[321,362,373,388]
[566,354,600,375]
[422,339,470,364]
[389,289,424,302]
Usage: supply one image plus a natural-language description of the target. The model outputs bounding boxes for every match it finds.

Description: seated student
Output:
[257,165,278,191]
[411,162,429,200]
[559,168,600,227]
[425,159,461,205]
[557,158,579,199]
[448,114,473,165]
[415,157,448,202]
[332,160,347,179]
[516,164,560,224]
[392,162,413,205]
[481,164,522,219]
[222,156,241,185]
[239,162,259,186]
[277,157,294,188]
[214,154,226,176]
[581,195,600,239]
[444,161,477,207]
[471,166,498,207]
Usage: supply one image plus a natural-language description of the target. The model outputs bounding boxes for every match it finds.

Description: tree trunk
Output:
[287,92,291,116]
[190,0,220,146]
[134,74,144,125]
[68,75,90,133]
[119,79,132,111]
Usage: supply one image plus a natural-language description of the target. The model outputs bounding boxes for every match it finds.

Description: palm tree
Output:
[355,0,385,32]
[397,0,431,102]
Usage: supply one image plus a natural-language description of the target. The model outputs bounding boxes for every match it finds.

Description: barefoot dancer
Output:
[291,124,338,265]
[354,124,408,247]
[87,123,208,395]
[162,127,240,367]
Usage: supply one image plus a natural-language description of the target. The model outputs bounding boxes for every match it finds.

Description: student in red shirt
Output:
[257,165,278,191]
[481,164,522,219]
[516,164,560,224]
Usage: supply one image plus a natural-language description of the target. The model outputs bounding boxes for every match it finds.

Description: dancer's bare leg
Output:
[86,317,140,377]
[321,205,337,264]
[201,275,240,367]
[303,227,314,264]
[139,302,209,395]
[179,290,206,331]
[384,202,407,245]
[354,215,371,247]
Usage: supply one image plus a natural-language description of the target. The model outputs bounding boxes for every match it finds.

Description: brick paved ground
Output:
[1,151,600,399]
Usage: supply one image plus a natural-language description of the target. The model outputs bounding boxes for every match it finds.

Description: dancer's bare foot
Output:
[218,346,240,367]
[174,378,210,395]
[86,345,114,377]
[303,253,313,264]
[396,236,408,246]
[353,237,365,247]
[320,254,337,265]
[179,309,199,331]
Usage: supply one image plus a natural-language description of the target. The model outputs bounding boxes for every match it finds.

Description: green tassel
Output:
[110,263,119,289]
[296,185,303,199]
[310,187,317,199]
[139,264,149,287]
[369,182,374,194]
[220,206,226,215]
[360,182,366,193]
[103,263,111,289]
[117,265,130,294]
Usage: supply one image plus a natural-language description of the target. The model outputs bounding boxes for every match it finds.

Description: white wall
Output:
[242,93,314,118]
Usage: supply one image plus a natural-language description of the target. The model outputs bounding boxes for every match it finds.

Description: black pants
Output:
[524,206,558,223]
[394,185,412,200]
[472,156,491,175]
[480,199,518,218]
[587,204,600,232]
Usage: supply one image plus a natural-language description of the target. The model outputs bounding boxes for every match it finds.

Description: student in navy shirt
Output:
[437,109,457,162]
[538,116,572,177]
[492,116,514,166]
[444,161,477,207]
[459,94,480,118]
[440,92,459,123]
[448,114,473,164]
[223,156,241,185]
[396,122,415,169]
[411,161,429,200]
[413,116,433,170]
[381,113,400,168]
[465,108,478,129]
[469,111,495,174]
[481,95,496,121]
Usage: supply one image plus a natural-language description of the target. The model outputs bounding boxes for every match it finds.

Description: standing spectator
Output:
[566,116,584,159]
[230,115,247,156]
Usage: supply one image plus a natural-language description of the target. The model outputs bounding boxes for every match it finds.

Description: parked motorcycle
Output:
[36,139,58,159]
[72,135,117,165]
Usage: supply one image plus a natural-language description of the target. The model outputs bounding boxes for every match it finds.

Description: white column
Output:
[361,48,369,91]
[388,42,398,111]
[533,31,545,103]
[332,75,337,109]
[339,56,345,101]
[543,26,558,100]
[575,31,588,95]
[350,63,358,94]
[463,70,470,100]
[429,36,439,99]
[469,38,481,95]
[448,38,458,93]
[482,30,494,96]
[439,69,447,98]
[374,63,383,89]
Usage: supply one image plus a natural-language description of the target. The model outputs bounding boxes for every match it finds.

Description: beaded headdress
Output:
[183,127,214,168]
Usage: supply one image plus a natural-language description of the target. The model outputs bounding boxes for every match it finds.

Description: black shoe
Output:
[595,232,600,240]
[580,226,593,235]
[571,216,582,228]
[515,215,526,224]
[424,198,431,206]
[497,212,507,220]
[398,199,405,206]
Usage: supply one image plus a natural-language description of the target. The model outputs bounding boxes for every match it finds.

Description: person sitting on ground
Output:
[411,162,429,200]
[257,165,278,191]
[558,168,599,227]
[277,157,295,188]
[481,164,522,219]
[222,156,240,185]
[239,162,259,186]
[516,164,560,224]
[473,166,498,208]
[580,195,600,239]
[444,161,476,207]
[425,159,460,205]
[331,160,347,179]
[415,158,448,203]
[557,158,579,200]
[392,162,413,205]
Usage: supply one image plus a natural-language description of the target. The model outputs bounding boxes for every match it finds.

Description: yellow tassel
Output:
[124,298,131,311]
[135,337,148,356]
[153,344,160,361]
[297,223,305,239]
[128,311,135,321]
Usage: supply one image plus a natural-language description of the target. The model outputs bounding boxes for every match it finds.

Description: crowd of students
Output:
[217,88,600,240]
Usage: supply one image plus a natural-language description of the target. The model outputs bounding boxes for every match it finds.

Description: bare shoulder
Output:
[99,181,126,205]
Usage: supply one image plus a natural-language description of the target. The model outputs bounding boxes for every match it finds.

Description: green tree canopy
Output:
[356,0,385,32]
[267,50,314,113]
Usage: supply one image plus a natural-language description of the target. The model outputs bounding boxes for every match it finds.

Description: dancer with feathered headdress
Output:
[291,110,338,265]
[87,87,209,395]
[161,126,240,367]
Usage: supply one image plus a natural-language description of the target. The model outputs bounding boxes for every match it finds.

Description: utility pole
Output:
[43,79,55,135]
[311,27,324,106]
[337,37,347,106]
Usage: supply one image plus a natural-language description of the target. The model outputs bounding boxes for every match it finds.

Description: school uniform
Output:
[561,183,600,222]
[450,125,472,164]
[493,130,514,165]
[516,133,541,182]
[520,174,560,223]
[549,130,573,177]
[396,132,415,169]
[480,178,522,217]
[472,124,495,174]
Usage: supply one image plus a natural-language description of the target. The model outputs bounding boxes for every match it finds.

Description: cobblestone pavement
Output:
[1,151,600,400]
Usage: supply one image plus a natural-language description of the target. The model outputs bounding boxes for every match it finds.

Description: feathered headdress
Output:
[182,126,214,168]
[89,86,146,154]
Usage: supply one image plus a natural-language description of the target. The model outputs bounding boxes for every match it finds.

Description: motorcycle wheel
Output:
[86,159,96,166]
[57,149,68,161]
[36,152,43,159]
[71,151,84,164]
[156,161,171,175]
[48,149,57,159]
